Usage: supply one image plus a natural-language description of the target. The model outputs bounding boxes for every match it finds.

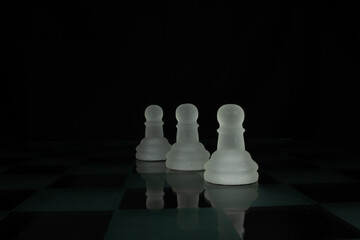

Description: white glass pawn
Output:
[204,104,259,185]
[165,103,210,171]
[136,105,171,161]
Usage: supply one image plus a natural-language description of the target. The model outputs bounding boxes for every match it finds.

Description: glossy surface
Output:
[0,139,359,239]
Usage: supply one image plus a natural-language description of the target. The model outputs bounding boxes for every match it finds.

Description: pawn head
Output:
[145,105,163,121]
[176,103,198,123]
[217,104,245,127]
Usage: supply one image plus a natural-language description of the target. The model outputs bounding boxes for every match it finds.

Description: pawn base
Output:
[136,137,171,161]
[204,150,259,185]
[166,142,210,171]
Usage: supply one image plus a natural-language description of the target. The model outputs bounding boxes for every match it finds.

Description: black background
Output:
[2,1,359,149]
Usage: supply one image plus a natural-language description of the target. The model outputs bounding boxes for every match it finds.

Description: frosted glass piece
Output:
[204,104,259,185]
[166,103,210,171]
[136,105,171,161]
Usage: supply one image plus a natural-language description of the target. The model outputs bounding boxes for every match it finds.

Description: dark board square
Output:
[48,174,127,188]
[244,205,360,240]
[291,182,360,203]
[0,190,36,210]
[119,188,211,209]
[0,211,112,240]
[3,165,70,174]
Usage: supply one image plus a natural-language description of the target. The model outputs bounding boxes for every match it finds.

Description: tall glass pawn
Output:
[166,103,210,171]
[204,104,259,185]
[136,105,171,161]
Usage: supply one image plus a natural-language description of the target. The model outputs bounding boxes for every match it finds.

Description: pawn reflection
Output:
[205,182,258,239]
[136,160,166,209]
[166,169,205,230]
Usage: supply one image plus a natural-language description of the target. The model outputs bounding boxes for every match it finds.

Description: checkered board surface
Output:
[0,139,359,240]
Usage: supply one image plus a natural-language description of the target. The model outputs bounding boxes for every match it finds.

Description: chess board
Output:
[0,139,359,240]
